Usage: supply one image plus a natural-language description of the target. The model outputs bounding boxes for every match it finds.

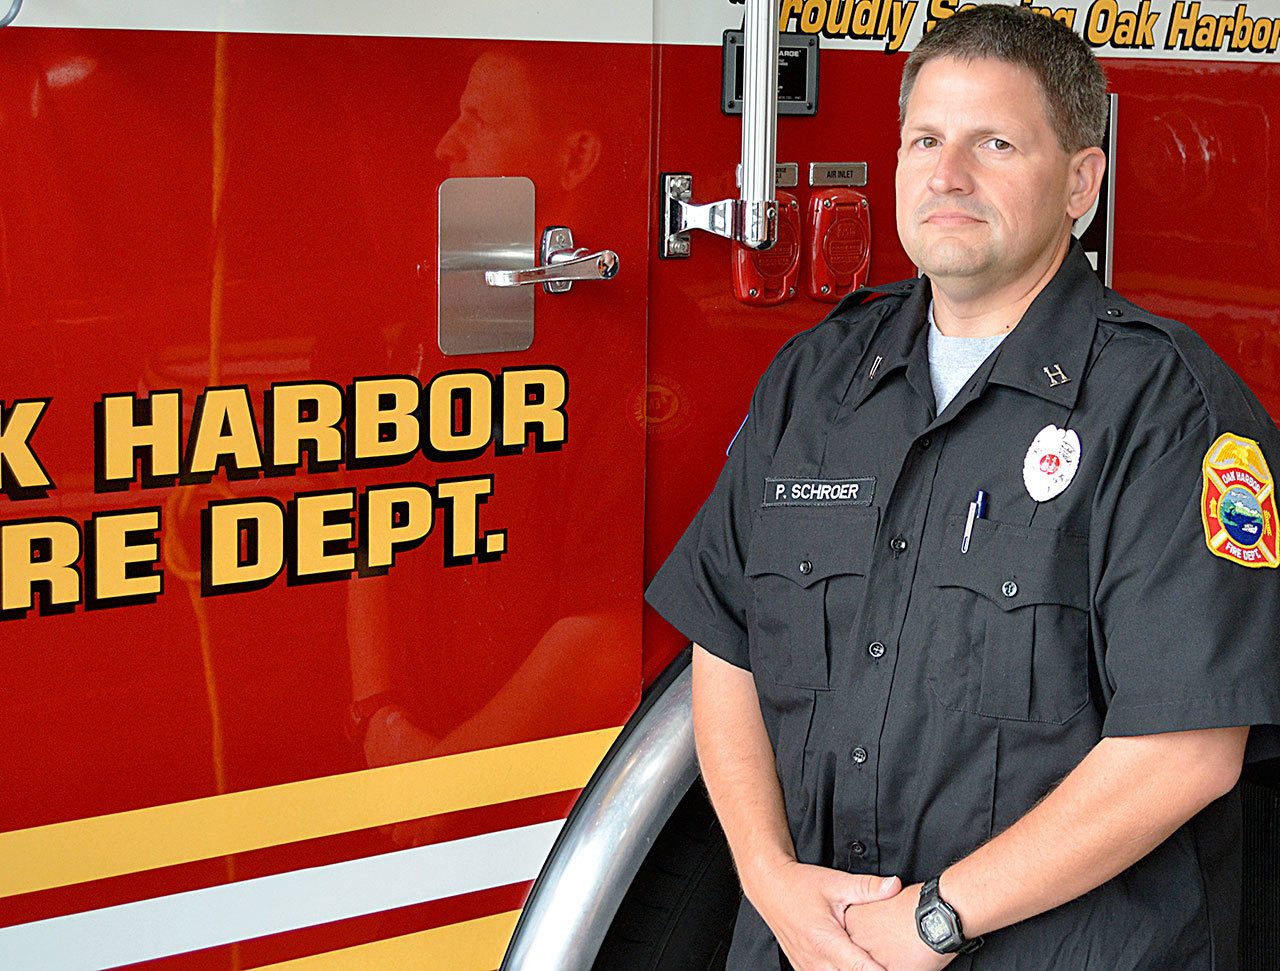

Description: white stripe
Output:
[14,0,655,42]
[0,819,563,971]
[13,0,1280,61]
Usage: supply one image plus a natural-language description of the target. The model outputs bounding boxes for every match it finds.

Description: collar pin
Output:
[1043,364,1069,387]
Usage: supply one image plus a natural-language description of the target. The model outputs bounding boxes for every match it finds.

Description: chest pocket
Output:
[744,506,878,690]
[927,515,1090,724]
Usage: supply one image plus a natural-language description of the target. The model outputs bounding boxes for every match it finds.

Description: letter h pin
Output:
[1043,364,1069,387]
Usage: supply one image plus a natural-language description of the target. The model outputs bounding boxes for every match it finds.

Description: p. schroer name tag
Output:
[763,477,875,507]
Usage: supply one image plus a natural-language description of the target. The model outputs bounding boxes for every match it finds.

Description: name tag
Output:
[763,477,875,507]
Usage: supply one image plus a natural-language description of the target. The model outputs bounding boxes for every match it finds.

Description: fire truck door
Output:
[0,9,653,970]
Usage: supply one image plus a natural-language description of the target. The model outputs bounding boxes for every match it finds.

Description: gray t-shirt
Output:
[927,301,1007,413]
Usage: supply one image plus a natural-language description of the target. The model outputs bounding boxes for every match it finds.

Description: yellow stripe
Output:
[0,728,618,899]
[256,910,521,971]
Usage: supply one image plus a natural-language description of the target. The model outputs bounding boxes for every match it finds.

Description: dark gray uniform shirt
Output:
[645,242,1280,970]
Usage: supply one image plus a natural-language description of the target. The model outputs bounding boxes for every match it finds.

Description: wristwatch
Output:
[915,877,983,955]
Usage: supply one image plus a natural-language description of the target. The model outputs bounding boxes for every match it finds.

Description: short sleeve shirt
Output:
[645,241,1280,971]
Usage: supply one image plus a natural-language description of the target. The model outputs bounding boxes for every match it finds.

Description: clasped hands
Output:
[749,860,956,971]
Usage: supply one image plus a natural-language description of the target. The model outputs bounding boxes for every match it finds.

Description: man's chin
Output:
[902,235,988,277]
[916,255,993,281]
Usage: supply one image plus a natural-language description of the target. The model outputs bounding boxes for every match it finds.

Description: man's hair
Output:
[898,4,1108,153]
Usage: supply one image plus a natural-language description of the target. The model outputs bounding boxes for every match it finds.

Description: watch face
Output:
[922,909,951,944]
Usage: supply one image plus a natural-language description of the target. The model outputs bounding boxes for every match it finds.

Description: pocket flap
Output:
[745,506,878,588]
[933,515,1089,611]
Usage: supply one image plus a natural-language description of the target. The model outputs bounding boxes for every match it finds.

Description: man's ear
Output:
[559,130,602,191]
[1067,146,1107,222]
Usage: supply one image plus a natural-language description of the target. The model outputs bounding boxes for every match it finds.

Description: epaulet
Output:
[828,277,918,317]
[1096,291,1260,423]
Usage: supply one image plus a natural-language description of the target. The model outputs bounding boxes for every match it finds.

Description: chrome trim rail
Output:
[501,659,697,970]
[1,0,23,28]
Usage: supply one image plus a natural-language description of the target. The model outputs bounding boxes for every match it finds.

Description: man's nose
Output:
[927,143,974,194]
[434,119,466,163]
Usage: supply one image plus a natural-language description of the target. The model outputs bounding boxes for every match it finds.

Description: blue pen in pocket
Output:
[962,489,988,553]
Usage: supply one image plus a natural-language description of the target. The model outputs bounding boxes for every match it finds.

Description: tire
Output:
[1242,775,1280,970]
[593,781,740,971]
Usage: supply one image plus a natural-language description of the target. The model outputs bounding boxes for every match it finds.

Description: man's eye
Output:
[915,136,939,149]
[985,138,1013,151]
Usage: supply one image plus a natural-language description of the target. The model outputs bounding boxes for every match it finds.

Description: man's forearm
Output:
[941,727,1248,938]
[691,644,796,885]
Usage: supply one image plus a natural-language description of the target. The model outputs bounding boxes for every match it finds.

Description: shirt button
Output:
[852,746,868,763]
[851,840,867,857]
[890,536,908,553]
[868,641,886,658]
[1002,580,1018,598]
[799,560,813,575]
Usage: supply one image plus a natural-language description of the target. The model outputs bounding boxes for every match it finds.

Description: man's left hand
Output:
[843,882,956,971]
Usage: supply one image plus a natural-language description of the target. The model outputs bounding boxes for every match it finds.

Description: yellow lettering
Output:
[1193,14,1217,46]
[1165,0,1199,46]
[292,492,356,579]
[427,372,493,456]
[363,485,433,572]
[203,499,284,593]
[436,478,493,564]
[1,519,80,614]
[780,0,806,30]
[800,0,828,32]
[186,387,263,478]
[269,383,344,470]
[1085,0,1118,44]
[98,391,181,489]
[351,377,420,463]
[887,0,918,50]
[500,368,567,453]
[0,400,52,497]
[91,509,162,603]
[925,0,972,29]
[827,0,855,32]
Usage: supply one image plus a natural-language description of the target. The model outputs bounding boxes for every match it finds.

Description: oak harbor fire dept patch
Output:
[1202,432,1280,568]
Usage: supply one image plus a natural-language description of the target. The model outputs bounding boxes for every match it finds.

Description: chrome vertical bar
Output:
[738,0,780,250]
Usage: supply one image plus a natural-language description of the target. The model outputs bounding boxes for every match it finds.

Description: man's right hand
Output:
[691,645,902,969]
[746,860,903,971]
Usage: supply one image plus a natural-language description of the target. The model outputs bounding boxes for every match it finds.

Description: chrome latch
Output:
[658,0,780,259]
[661,174,778,259]
[485,226,619,294]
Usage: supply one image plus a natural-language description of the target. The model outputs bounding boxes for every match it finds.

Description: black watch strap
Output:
[916,876,984,955]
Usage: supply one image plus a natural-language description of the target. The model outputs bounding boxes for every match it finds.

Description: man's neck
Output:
[930,235,1071,339]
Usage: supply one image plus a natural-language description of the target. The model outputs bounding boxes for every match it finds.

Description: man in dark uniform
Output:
[645,6,1280,970]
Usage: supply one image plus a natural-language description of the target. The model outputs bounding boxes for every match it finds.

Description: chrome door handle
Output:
[485,226,619,293]
[486,249,619,290]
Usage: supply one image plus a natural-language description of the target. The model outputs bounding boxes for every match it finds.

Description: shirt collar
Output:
[850,272,932,411]
[852,239,1100,413]
[983,239,1100,409]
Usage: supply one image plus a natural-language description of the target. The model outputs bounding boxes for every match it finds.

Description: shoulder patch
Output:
[1202,433,1279,568]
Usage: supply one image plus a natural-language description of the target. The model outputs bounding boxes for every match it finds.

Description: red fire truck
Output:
[0,0,1277,967]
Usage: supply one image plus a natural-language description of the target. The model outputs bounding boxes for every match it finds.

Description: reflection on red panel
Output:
[0,28,650,954]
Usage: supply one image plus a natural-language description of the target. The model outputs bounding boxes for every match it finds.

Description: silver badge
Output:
[1024,424,1081,502]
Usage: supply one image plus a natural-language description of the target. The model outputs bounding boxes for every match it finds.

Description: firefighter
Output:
[646,5,1280,969]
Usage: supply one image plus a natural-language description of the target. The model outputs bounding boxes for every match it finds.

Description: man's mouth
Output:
[922,211,984,226]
